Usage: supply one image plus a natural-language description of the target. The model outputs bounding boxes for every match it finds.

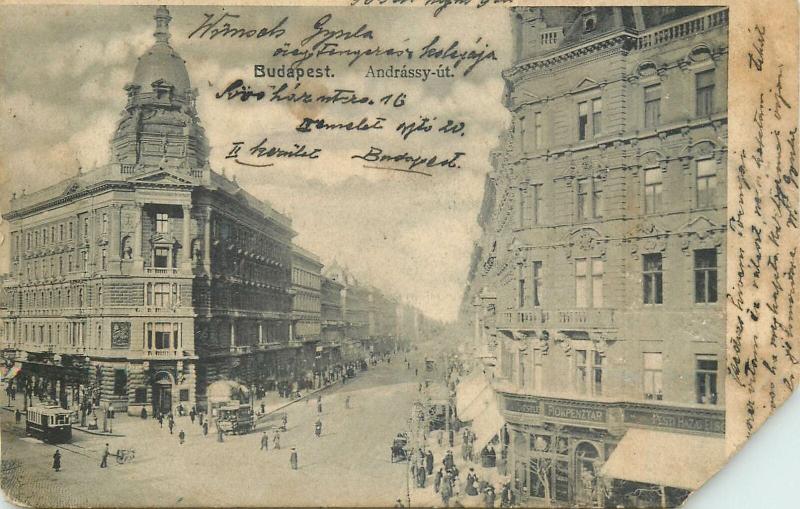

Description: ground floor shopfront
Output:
[499,392,725,508]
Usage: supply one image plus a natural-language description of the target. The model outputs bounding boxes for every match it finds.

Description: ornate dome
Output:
[131,6,191,94]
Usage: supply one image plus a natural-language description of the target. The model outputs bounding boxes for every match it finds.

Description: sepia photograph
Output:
[0,2,796,508]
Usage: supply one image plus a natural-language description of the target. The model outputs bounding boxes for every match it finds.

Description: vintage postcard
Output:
[0,1,797,507]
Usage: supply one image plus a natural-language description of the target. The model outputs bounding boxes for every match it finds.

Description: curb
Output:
[73,426,125,438]
[261,379,342,418]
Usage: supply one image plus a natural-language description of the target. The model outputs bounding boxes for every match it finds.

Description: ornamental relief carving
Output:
[677,216,724,255]
[627,221,670,260]
[564,227,608,260]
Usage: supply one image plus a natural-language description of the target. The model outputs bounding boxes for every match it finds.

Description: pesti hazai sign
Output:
[624,407,725,435]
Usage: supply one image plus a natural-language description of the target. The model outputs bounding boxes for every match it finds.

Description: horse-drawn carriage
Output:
[390,432,410,463]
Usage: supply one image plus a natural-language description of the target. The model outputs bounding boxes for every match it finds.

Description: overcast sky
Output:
[0,4,512,322]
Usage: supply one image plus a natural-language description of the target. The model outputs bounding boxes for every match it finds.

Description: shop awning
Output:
[2,363,22,380]
[469,389,504,451]
[456,372,490,419]
[600,428,726,491]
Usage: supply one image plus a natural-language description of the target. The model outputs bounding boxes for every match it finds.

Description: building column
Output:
[230,320,236,348]
[181,205,192,270]
[258,322,263,344]
[133,202,144,272]
[110,204,121,262]
[203,206,212,275]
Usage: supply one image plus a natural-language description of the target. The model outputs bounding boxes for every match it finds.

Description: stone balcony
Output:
[496,307,617,331]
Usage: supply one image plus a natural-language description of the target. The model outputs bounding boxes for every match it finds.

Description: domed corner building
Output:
[0,6,301,417]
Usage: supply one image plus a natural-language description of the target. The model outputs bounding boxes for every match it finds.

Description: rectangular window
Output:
[101,249,107,271]
[644,85,661,128]
[518,271,526,308]
[153,283,170,307]
[591,258,604,307]
[644,168,663,214]
[643,253,663,304]
[577,178,590,220]
[575,349,588,395]
[696,159,717,208]
[532,261,543,307]
[518,187,526,228]
[592,178,603,218]
[83,217,89,238]
[59,224,64,241]
[644,352,664,400]
[696,69,715,116]
[82,251,88,271]
[154,247,170,268]
[69,222,74,239]
[575,259,588,308]
[593,351,603,396]
[134,388,147,404]
[591,98,602,136]
[695,355,718,404]
[694,249,718,303]
[155,330,170,350]
[102,213,108,234]
[113,369,127,396]
[578,101,589,141]
[156,213,169,233]
[180,389,190,402]
[531,184,543,225]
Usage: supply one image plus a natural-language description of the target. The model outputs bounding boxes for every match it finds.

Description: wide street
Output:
[1,358,425,507]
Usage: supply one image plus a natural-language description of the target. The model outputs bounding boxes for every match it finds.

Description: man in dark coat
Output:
[52,450,61,472]
[290,448,298,470]
[425,450,434,475]
[416,462,426,488]
[100,444,109,468]
[434,468,443,493]
[441,474,453,507]
[202,421,208,436]
[178,429,186,445]
[261,432,269,451]
[484,486,496,508]
[168,418,174,435]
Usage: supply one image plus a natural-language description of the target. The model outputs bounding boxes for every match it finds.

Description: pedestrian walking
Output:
[179,429,186,445]
[484,486,496,508]
[158,413,163,428]
[345,395,350,409]
[190,408,196,424]
[426,449,434,475]
[168,418,174,435]
[434,468,443,493]
[315,418,322,438]
[52,450,61,472]
[281,413,288,431]
[441,474,453,507]
[466,468,479,496]
[416,462,426,488]
[14,409,21,423]
[217,427,224,443]
[100,443,109,468]
[273,430,281,449]
[290,448,298,470]
[140,407,148,420]
[260,402,266,415]
[203,421,209,436]
[261,432,269,451]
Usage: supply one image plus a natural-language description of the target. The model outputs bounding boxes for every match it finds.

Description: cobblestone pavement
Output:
[1,358,432,507]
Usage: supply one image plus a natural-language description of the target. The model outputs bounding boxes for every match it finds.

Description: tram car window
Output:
[25,406,74,443]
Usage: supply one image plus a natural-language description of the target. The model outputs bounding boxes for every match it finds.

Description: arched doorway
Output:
[152,371,174,415]
[574,441,601,506]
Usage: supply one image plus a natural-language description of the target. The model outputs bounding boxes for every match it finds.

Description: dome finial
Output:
[154,5,172,45]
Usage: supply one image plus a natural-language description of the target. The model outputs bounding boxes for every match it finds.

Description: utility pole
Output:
[444,352,451,447]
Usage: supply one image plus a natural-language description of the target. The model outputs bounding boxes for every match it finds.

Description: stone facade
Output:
[460,7,728,507]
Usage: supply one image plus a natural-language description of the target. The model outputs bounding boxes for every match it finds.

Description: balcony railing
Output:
[497,307,616,330]
[638,8,728,50]
[145,267,179,275]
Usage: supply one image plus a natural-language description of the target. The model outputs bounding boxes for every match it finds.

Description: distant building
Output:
[460,7,728,507]
[291,245,322,378]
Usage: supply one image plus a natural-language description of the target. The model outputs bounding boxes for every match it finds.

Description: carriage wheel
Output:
[116,454,124,465]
